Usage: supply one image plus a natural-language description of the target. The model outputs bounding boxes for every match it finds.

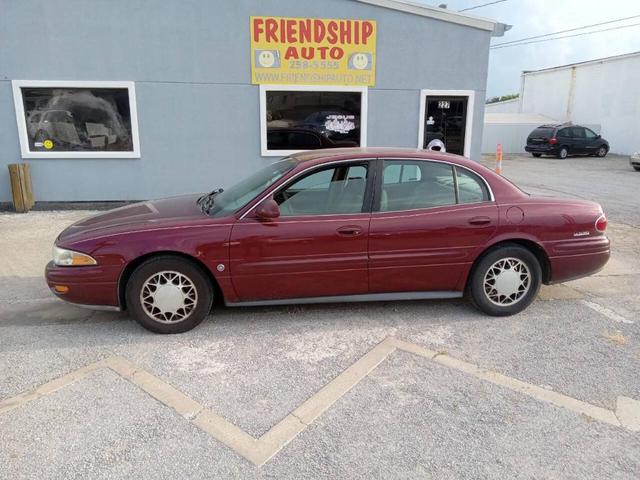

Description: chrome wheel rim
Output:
[598,147,606,156]
[560,149,567,158]
[140,271,197,323]
[483,257,531,307]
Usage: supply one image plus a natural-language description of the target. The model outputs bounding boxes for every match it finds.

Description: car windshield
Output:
[204,158,297,217]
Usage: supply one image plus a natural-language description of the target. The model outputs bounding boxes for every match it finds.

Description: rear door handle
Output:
[337,225,362,236]
[468,216,492,226]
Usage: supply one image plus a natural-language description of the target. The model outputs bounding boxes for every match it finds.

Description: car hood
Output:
[57,194,206,245]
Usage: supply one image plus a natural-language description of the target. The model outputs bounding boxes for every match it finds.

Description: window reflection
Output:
[265,90,362,151]
[21,87,133,152]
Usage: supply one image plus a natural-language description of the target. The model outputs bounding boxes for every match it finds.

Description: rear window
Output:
[530,127,554,138]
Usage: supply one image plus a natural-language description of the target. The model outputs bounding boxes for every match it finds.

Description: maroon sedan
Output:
[46,148,609,333]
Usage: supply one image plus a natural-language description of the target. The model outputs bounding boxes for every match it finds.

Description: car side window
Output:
[571,127,586,139]
[381,160,456,212]
[584,128,598,139]
[557,128,570,138]
[456,167,489,204]
[383,164,422,185]
[274,164,368,216]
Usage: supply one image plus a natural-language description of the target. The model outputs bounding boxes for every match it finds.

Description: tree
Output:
[486,93,519,104]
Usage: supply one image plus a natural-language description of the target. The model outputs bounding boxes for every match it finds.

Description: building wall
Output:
[484,98,519,113]
[0,0,492,201]
[520,54,640,155]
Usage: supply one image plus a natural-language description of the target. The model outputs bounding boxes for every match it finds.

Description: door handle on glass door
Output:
[467,216,491,226]
[337,226,362,236]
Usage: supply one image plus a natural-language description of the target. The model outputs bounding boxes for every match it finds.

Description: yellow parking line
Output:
[1,337,637,465]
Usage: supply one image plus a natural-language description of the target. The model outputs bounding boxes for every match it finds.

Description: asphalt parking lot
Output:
[1,154,639,479]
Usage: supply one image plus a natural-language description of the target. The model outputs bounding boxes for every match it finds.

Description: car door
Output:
[229,160,373,301]
[582,127,601,154]
[369,158,498,293]
[570,127,588,154]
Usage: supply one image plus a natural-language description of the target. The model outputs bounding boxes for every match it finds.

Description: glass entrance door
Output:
[423,96,468,155]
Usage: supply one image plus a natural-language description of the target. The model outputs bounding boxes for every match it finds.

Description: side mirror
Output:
[255,197,280,221]
[596,134,601,139]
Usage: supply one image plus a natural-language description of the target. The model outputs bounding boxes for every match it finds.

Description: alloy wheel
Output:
[483,257,531,306]
[140,270,198,323]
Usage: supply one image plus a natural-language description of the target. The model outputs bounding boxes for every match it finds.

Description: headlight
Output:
[53,246,97,266]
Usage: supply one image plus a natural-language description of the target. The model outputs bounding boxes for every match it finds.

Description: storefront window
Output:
[12,81,140,158]
[260,86,367,156]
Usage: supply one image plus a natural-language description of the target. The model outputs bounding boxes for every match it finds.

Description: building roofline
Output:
[354,0,497,32]
[522,50,640,75]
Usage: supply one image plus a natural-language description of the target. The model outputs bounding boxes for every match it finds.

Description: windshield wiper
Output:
[197,188,224,214]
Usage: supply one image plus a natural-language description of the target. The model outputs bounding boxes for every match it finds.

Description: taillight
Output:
[595,214,607,232]
[548,137,558,145]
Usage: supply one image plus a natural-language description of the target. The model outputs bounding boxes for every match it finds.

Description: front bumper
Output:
[45,261,120,308]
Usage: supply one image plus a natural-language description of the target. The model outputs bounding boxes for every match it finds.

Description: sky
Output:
[420,0,640,99]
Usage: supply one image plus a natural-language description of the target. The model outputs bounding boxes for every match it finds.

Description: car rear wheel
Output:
[596,146,608,157]
[532,153,542,158]
[468,244,541,316]
[125,256,213,333]
[557,147,568,159]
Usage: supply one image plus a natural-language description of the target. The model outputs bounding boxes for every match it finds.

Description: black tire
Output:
[468,244,542,316]
[557,147,568,159]
[596,145,608,158]
[125,256,213,334]
[532,153,542,158]
[634,166,640,172]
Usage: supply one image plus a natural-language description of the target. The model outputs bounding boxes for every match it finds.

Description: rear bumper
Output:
[525,145,557,154]
[45,261,120,308]
[546,236,610,284]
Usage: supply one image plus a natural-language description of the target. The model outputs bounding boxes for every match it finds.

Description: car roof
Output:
[288,147,479,169]
[538,122,576,129]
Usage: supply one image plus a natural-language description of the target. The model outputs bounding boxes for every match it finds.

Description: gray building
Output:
[0,0,502,202]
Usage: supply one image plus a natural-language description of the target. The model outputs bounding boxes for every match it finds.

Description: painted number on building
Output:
[250,16,377,86]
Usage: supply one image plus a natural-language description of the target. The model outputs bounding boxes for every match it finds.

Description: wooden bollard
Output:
[8,163,34,213]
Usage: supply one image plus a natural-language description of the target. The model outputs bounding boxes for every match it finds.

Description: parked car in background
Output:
[525,123,609,159]
[267,128,359,150]
[46,148,610,334]
[630,152,640,171]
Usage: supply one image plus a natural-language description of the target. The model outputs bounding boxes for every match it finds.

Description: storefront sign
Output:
[250,16,377,86]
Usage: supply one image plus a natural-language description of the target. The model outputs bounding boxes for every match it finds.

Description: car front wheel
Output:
[596,146,608,157]
[468,244,541,316]
[125,256,213,333]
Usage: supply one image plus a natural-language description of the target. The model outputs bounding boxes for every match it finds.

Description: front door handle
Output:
[468,216,492,226]
[337,225,362,236]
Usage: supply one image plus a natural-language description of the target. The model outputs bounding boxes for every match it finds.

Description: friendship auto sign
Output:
[250,16,377,86]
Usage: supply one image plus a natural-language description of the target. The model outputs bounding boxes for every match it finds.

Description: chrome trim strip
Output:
[239,156,496,220]
[378,157,496,202]
[225,291,463,307]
